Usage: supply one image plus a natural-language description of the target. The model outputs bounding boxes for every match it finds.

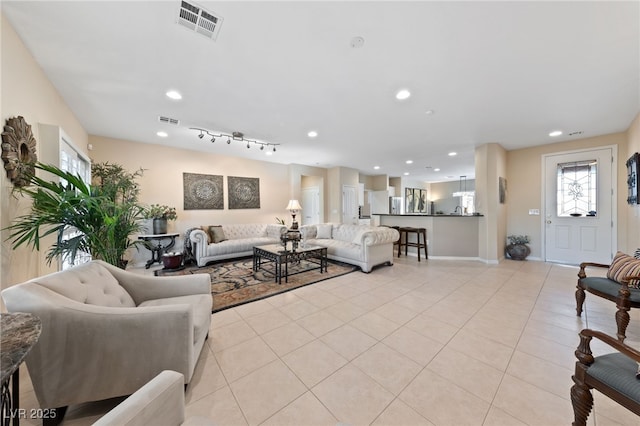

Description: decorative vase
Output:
[153,218,168,234]
[506,244,530,260]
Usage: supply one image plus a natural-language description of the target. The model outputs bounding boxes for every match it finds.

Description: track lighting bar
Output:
[190,127,280,152]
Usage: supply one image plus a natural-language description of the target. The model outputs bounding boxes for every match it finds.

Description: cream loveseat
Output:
[189,223,287,267]
[1,260,212,415]
[300,223,399,272]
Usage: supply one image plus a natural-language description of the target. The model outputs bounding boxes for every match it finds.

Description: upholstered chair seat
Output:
[570,329,640,425]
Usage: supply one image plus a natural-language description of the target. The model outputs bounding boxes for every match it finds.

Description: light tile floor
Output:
[17,257,640,425]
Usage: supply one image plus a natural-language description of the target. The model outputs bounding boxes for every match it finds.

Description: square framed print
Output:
[183,173,223,210]
[228,176,260,209]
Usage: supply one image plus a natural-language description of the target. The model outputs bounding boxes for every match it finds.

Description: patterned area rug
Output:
[156,257,358,312]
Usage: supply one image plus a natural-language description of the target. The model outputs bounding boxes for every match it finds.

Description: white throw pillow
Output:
[316,224,333,239]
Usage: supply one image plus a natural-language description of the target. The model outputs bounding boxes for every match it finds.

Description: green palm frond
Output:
[5,162,145,268]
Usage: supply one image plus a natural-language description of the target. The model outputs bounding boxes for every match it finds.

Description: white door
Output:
[342,185,358,224]
[301,187,320,225]
[543,147,616,265]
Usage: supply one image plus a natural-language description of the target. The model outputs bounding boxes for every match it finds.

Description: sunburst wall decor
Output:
[1,116,38,187]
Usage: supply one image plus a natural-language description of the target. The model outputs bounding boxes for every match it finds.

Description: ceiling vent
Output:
[176,1,223,41]
[158,116,180,126]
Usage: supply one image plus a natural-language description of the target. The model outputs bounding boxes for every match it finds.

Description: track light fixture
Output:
[190,127,281,152]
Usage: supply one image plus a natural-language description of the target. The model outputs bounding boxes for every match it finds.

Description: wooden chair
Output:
[576,262,640,341]
[570,329,640,426]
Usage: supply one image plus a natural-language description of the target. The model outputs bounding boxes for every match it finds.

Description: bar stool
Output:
[399,227,428,261]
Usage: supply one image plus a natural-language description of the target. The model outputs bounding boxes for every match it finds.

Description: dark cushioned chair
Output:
[576,259,640,341]
[570,329,640,426]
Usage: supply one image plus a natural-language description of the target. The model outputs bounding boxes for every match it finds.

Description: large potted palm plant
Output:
[6,162,145,268]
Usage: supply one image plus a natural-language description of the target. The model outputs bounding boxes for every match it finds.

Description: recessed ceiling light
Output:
[307,130,318,138]
[165,90,182,100]
[374,166,380,170]
[549,130,562,137]
[425,110,434,115]
[157,131,168,137]
[350,36,365,48]
[265,151,273,156]
[448,152,457,156]
[395,89,411,100]
[406,160,413,164]
[434,168,440,172]
[404,172,410,176]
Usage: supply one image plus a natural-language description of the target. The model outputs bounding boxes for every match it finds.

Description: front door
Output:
[543,147,616,265]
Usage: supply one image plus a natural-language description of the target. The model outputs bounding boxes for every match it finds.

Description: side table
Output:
[138,233,180,269]
[1,313,42,426]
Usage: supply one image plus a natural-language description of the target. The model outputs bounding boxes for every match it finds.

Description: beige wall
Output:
[626,113,640,252]
[89,135,294,266]
[507,131,630,259]
[1,15,89,291]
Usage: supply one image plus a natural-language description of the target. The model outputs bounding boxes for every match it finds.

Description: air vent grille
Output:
[159,116,180,126]
[177,1,223,41]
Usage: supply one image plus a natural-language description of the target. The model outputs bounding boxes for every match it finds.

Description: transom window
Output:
[556,160,597,217]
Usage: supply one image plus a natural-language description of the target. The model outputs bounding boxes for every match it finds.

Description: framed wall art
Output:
[627,152,639,205]
[183,173,224,210]
[228,176,260,209]
[499,177,507,204]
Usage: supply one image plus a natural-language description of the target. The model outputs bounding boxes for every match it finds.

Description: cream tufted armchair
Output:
[1,260,212,418]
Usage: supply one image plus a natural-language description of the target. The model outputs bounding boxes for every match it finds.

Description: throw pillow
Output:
[635,248,640,259]
[207,225,227,243]
[316,224,333,239]
[199,226,211,243]
[606,251,640,289]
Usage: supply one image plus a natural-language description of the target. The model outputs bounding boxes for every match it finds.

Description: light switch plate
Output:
[529,209,540,215]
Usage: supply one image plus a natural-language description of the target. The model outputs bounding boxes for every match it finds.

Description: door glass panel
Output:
[556,159,597,217]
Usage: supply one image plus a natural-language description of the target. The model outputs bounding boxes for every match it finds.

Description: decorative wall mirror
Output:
[627,152,639,205]
[1,116,38,187]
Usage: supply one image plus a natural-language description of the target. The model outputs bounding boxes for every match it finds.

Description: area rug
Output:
[156,257,358,312]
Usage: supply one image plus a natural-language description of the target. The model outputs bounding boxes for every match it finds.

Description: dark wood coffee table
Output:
[253,244,328,284]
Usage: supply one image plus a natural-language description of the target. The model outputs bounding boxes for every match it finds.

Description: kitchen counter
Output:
[374,214,482,258]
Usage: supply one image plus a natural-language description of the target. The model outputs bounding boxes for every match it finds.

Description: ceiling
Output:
[3,1,639,182]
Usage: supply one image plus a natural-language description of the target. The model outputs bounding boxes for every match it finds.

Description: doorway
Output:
[543,147,616,265]
[342,185,358,224]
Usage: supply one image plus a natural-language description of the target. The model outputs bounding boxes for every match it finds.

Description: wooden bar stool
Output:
[399,227,428,261]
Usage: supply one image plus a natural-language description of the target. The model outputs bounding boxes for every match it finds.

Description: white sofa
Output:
[190,223,287,267]
[300,223,399,272]
[1,260,212,412]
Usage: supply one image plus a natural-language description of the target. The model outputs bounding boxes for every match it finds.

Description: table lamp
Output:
[286,199,302,230]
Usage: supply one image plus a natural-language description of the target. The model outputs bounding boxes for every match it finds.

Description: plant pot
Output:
[506,243,530,260]
[153,218,167,234]
[162,252,183,269]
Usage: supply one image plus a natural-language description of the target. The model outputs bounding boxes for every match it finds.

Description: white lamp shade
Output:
[286,200,302,211]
